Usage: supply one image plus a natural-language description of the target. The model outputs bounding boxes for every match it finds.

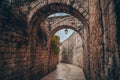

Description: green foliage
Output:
[51,35,60,54]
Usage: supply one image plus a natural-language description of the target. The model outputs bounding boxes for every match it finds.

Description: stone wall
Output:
[59,31,83,68]
[48,54,58,73]
[101,0,120,79]
[0,3,57,80]
[114,0,120,64]
[89,0,120,80]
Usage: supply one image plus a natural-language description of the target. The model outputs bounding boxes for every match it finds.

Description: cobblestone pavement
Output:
[41,63,86,80]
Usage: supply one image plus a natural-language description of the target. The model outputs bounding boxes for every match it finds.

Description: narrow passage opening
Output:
[42,28,86,80]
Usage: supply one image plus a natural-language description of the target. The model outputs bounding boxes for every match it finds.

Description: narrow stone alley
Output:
[41,63,86,80]
[0,0,120,80]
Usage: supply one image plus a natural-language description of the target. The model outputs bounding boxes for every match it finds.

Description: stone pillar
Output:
[89,0,104,79]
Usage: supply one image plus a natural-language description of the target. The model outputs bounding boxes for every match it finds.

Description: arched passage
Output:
[28,3,89,33]
[28,3,90,76]
[27,0,89,23]
[47,15,84,34]
[28,2,89,60]
[47,25,84,50]
[1,1,120,80]
[47,25,84,75]
[27,1,90,80]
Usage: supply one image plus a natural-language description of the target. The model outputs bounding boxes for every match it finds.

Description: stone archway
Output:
[47,15,84,33]
[27,3,89,53]
[26,0,89,23]
[27,2,89,33]
[46,25,84,73]
[47,25,83,49]
[45,15,84,49]
[27,2,89,59]
[36,12,90,78]
[27,1,90,79]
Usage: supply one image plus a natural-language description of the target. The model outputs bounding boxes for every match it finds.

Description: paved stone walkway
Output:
[41,63,86,80]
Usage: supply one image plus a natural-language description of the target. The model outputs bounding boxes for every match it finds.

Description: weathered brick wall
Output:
[48,53,58,73]
[0,3,54,80]
[0,23,29,80]
[32,44,49,79]
[0,4,29,80]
